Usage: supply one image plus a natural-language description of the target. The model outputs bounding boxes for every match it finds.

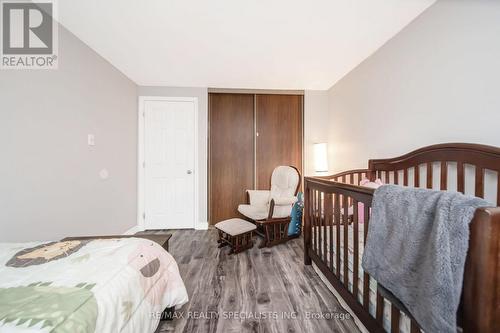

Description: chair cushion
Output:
[271,205,294,218]
[246,190,270,206]
[270,166,300,200]
[237,204,268,220]
[273,196,297,205]
[215,218,256,236]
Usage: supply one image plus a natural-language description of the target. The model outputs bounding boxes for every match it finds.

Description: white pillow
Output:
[359,177,384,189]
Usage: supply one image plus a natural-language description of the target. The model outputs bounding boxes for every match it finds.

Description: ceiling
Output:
[58,0,435,90]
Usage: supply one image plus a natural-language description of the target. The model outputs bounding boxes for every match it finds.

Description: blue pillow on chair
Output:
[288,192,304,237]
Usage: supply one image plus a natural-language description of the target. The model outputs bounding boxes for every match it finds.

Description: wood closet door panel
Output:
[209,93,254,225]
[256,94,303,190]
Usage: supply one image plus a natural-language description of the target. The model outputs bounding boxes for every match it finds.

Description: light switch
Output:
[99,169,109,180]
[88,134,95,146]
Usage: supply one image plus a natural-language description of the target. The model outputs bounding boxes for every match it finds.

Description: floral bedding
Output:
[0,238,188,333]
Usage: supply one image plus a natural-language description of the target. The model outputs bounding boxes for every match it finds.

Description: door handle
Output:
[187,170,193,175]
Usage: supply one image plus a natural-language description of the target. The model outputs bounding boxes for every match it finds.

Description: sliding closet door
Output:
[209,94,255,225]
[256,94,303,189]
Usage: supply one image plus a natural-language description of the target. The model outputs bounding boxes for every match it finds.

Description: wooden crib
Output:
[303,143,500,333]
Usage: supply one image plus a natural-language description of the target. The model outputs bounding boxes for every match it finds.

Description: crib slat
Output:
[363,204,370,310]
[343,195,349,286]
[311,189,315,253]
[341,175,346,183]
[363,205,369,244]
[426,163,433,189]
[414,165,420,187]
[403,169,408,186]
[410,319,420,333]
[391,305,400,333]
[348,175,354,206]
[385,171,390,184]
[363,275,370,312]
[441,161,447,190]
[394,170,399,185]
[329,194,334,271]
[457,162,465,193]
[317,191,324,258]
[475,167,484,198]
[312,190,316,254]
[318,192,322,260]
[315,190,320,256]
[353,200,359,301]
[324,194,332,266]
[497,175,500,206]
[335,193,341,277]
[376,289,384,324]
[357,172,362,184]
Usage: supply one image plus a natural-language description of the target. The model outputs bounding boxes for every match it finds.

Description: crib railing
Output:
[304,176,500,333]
[304,177,404,333]
[315,168,372,184]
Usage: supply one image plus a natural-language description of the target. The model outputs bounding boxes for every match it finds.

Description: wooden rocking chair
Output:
[238,166,301,248]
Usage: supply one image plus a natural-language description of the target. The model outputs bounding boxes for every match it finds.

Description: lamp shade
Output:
[313,143,328,172]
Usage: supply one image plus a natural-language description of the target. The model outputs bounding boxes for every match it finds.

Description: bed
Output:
[0,237,188,333]
[304,143,500,333]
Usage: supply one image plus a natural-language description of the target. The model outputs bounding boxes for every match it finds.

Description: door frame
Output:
[137,96,199,231]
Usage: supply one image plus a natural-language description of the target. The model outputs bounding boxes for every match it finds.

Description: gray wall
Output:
[304,90,330,176]
[137,86,208,228]
[138,87,321,223]
[0,25,138,242]
[327,0,500,172]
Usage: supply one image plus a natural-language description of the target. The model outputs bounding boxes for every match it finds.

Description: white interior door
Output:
[144,99,196,229]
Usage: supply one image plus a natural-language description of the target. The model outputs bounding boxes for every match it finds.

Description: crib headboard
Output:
[305,142,500,332]
[368,143,500,205]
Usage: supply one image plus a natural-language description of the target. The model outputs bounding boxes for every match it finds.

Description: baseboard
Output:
[195,221,209,230]
[127,222,207,233]
[123,225,140,235]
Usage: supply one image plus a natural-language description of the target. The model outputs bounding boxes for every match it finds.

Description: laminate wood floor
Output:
[137,229,360,333]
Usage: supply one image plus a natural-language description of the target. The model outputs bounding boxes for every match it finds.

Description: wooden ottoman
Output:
[215,218,256,254]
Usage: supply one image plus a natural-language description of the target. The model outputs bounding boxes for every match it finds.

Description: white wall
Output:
[327,0,500,173]
[138,88,324,224]
[0,26,138,242]
[304,90,331,176]
[137,86,208,229]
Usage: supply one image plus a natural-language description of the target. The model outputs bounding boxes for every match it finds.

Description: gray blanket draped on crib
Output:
[362,184,490,333]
